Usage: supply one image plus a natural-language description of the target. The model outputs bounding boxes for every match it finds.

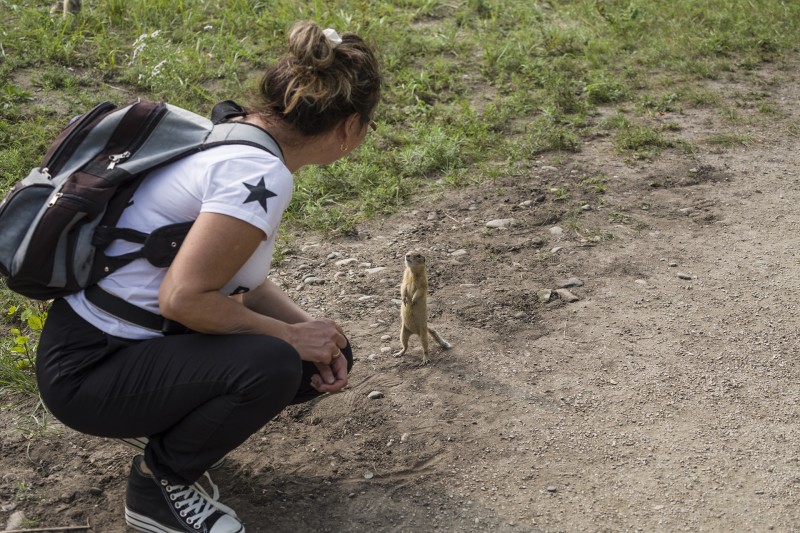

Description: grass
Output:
[0,0,799,398]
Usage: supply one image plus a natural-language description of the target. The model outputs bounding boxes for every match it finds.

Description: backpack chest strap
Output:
[84,285,193,335]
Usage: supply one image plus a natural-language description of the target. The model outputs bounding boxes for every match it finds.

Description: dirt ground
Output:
[2,61,800,532]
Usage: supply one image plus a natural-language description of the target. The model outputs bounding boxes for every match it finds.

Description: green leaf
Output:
[27,316,43,331]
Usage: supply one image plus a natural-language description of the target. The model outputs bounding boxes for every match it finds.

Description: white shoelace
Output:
[165,473,237,526]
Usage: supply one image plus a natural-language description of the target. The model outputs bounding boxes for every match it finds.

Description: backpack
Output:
[0,99,283,301]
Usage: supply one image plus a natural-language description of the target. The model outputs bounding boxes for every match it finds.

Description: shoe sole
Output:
[125,507,245,533]
[117,437,226,470]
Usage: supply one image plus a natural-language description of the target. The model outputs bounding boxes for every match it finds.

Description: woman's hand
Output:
[310,354,349,393]
[285,318,348,364]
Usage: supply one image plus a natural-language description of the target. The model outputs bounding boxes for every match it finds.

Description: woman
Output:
[36,21,382,533]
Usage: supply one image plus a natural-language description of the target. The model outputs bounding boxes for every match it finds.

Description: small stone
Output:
[335,257,358,266]
[558,277,584,288]
[549,226,563,236]
[427,212,438,220]
[380,347,392,354]
[450,249,468,257]
[358,295,376,301]
[555,289,579,303]
[668,261,678,267]
[302,276,320,284]
[537,289,553,303]
[546,486,557,493]
[365,267,386,275]
[486,218,516,228]
[367,354,379,361]
[400,433,410,443]
[380,335,391,341]
[520,200,533,207]
[581,204,591,211]
[5,511,26,531]
[368,391,384,399]
[327,252,343,259]
[677,272,693,280]
[541,165,558,172]
[635,279,648,286]
[550,246,563,254]
[363,470,374,479]
[88,487,103,496]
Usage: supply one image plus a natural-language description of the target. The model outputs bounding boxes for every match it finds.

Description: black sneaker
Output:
[117,437,226,471]
[125,455,244,533]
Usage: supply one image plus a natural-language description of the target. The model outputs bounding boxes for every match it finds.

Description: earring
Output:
[340,144,349,152]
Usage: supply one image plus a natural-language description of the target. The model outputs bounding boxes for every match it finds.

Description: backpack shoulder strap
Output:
[210,100,247,124]
[205,122,285,163]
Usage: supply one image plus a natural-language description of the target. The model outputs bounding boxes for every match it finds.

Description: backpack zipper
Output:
[47,191,101,211]
[42,101,118,178]
[107,151,131,169]
[105,103,167,170]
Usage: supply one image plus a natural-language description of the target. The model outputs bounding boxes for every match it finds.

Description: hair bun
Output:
[288,21,335,70]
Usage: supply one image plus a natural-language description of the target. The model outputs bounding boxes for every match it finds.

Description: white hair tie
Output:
[323,28,343,48]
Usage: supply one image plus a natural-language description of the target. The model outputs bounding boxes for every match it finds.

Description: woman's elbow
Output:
[158,283,190,321]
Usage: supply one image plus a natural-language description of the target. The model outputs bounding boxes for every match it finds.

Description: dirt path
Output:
[2,63,799,532]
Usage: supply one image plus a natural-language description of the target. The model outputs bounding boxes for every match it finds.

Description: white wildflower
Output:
[151,60,167,77]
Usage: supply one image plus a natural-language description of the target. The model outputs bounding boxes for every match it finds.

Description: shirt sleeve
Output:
[199,152,293,238]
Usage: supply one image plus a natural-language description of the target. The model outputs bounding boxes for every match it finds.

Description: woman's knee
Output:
[230,335,303,402]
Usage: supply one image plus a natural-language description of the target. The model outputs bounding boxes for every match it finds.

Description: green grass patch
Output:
[705,132,753,147]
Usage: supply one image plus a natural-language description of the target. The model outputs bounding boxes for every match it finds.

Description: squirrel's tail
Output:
[428,327,452,350]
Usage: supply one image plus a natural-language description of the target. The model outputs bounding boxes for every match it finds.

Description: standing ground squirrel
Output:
[394,251,452,364]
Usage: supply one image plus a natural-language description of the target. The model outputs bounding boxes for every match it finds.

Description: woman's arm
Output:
[242,278,313,324]
[159,212,347,369]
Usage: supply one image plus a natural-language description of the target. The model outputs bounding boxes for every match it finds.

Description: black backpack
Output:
[0,99,283,301]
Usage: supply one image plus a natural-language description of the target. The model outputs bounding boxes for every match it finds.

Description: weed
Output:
[608,210,632,224]
[615,122,670,155]
[551,187,570,202]
[0,84,32,110]
[579,174,608,194]
[705,133,752,147]
[0,303,47,397]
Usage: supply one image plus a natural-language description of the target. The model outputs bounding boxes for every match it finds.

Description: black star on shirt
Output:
[243,177,277,212]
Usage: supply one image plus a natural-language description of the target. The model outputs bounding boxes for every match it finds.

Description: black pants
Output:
[36,299,353,485]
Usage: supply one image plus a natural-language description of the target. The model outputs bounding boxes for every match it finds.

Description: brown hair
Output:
[255,21,382,137]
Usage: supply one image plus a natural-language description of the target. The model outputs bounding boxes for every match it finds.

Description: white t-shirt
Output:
[65,143,293,339]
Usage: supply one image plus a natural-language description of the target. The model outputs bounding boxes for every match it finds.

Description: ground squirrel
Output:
[394,251,451,364]
[50,0,81,17]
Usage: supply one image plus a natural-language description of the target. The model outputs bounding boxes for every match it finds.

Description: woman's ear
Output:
[338,113,365,144]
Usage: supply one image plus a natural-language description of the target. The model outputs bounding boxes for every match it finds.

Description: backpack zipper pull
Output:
[48,192,63,207]
[107,151,131,170]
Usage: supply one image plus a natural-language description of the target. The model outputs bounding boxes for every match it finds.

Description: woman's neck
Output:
[242,114,317,173]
